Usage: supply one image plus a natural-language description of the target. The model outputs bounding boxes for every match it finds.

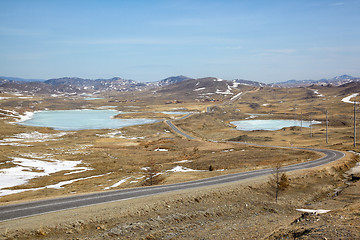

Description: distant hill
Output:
[156,77,255,101]
[232,79,266,87]
[0,76,45,82]
[148,75,191,88]
[337,81,360,96]
[44,77,146,92]
[0,76,146,94]
[0,75,191,94]
[1,74,359,95]
[273,75,360,87]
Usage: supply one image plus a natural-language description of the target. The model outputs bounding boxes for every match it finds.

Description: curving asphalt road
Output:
[0,121,345,222]
[165,120,195,139]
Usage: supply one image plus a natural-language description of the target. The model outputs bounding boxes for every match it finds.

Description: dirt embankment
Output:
[0,152,358,240]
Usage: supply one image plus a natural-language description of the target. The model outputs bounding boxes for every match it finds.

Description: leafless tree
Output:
[143,158,165,186]
[268,163,290,202]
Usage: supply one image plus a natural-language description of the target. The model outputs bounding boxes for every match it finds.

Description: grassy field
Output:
[0,85,358,203]
[0,85,359,239]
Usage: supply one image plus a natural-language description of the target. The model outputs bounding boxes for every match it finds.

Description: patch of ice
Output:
[296,209,331,214]
[0,131,68,143]
[0,109,19,118]
[0,157,91,192]
[342,93,359,104]
[154,148,168,152]
[230,92,243,101]
[18,96,33,99]
[11,111,34,123]
[97,106,117,109]
[222,149,234,153]
[0,142,32,147]
[0,174,106,197]
[96,130,144,139]
[96,131,122,138]
[232,81,241,88]
[194,87,206,92]
[63,169,89,175]
[310,89,324,97]
[214,78,223,82]
[167,166,201,172]
[216,89,233,95]
[245,114,258,120]
[174,160,193,163]
[104,177,131,190]
[19,153,54,159]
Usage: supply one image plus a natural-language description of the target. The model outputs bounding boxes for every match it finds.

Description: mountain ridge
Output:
[272,75,360,87]
[1,74,359,94]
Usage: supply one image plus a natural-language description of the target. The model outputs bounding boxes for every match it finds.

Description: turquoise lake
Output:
[230,119,320,131]
[19,110,158,131]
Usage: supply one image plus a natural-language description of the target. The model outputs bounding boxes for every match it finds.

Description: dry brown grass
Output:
[0,85,355,203]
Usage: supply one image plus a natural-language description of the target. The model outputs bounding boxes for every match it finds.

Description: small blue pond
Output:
[19,109,158,131]
[230,119,320,131]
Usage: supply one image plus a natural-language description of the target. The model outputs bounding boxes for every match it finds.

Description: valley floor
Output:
[0,152,358,240]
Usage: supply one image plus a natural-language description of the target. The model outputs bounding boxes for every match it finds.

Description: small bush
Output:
[268,164,290,202]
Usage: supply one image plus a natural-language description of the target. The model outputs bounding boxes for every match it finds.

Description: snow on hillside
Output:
[342,93,359,104]
[0,156,92,196]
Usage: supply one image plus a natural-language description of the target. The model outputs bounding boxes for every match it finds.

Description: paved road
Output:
[0,120,345,222]
[0,146,344,222]
[165,120,195,139]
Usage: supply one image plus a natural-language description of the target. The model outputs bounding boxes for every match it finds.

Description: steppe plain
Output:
[0,80,359,239]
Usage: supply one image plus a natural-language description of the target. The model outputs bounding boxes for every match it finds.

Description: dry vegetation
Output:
[0,83,359,238]
[0,153,358,240]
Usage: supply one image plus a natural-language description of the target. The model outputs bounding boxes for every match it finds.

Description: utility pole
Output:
[310,112,312,138]
[354,96,357,148]
[300,111,303,132]
[326,110,328,144]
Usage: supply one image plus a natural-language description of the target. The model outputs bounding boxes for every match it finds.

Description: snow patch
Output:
[0,157,92,196]
[296,209,331,214]
[0,174,106,197]
[104,177,131,190]
[310,89,324,97]
[342,93,359,104]
[230,92,243,101]
[216,89,233,95]
[167,166,202,172]
[174,160,193,163]
[194,87,206,92]
[154,148,168,152]
[0,131,69,143]
[96,130,145,139]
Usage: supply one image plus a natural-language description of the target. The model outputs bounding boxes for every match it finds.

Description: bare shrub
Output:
[143,159,165,186]
[268,164,290,202]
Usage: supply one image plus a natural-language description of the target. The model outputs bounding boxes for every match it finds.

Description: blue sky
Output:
[1,0,359,83]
